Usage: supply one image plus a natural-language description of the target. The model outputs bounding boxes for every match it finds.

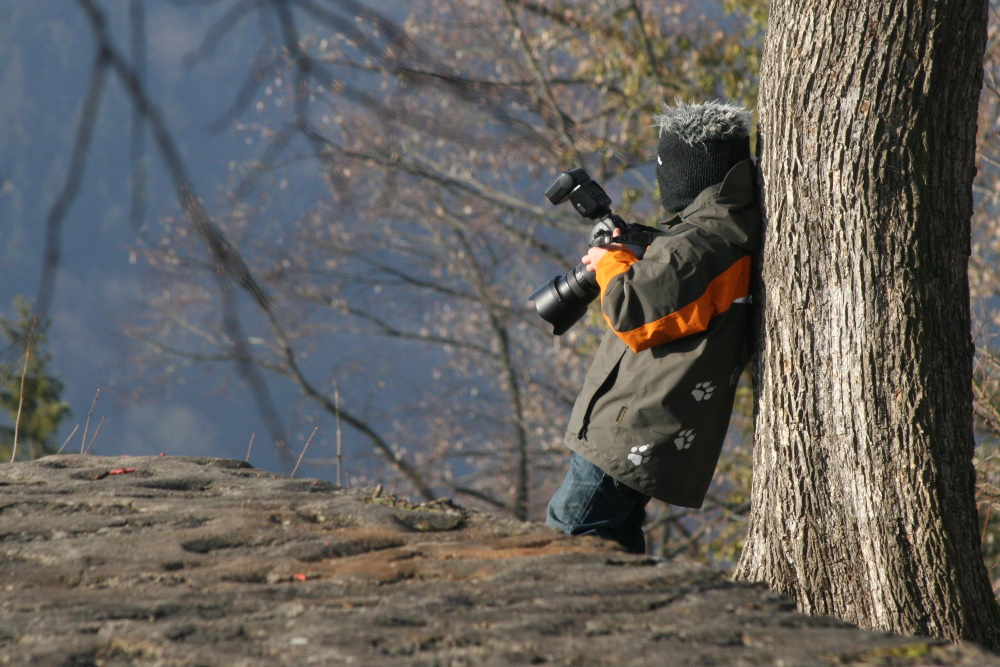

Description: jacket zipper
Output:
[577,360,621,439]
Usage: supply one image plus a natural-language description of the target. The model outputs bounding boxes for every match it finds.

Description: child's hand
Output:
[582,228,625,271]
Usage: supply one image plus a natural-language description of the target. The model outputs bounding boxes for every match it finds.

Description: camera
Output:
[530,168,654,335]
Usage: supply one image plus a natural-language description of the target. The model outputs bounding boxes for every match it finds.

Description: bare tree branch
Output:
[129,0,148,230]
[36,54,109,320]
[76,0,290,454]
[183,0,263,66]
[499,0,579,163]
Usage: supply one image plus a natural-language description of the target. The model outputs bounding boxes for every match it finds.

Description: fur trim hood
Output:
[653,101,752,145]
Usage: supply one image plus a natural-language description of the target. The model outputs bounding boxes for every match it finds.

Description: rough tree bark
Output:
[735,0,1000,650]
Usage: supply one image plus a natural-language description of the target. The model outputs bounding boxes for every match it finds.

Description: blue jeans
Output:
[546,453,651,554]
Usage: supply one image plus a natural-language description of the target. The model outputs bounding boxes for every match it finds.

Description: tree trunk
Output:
[736,0,1000,649]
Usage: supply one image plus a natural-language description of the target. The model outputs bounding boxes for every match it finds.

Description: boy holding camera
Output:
[546,101,760,554]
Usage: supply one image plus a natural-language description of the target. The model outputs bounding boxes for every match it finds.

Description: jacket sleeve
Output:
[594,235,751,353]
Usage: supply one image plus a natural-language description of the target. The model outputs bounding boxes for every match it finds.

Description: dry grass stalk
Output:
[80,388,101,454]
[334,381,343,487]
[57,424,80,455]
[84,416,105,454]
[10,326,33,463]
[245,431,256,463]
[291,426,319,478]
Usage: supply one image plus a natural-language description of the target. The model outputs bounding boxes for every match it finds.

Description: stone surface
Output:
[1,454,998,666]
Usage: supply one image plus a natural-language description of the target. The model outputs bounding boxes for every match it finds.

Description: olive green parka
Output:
[564,159,760,508]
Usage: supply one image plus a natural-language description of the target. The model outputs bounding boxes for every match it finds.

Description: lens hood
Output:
[529,264,600,335]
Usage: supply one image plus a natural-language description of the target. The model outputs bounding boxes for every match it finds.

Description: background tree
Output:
[0,298,71,461]
[736,0,1000,649]
[110,0,762,520]
[973,0,1000,593]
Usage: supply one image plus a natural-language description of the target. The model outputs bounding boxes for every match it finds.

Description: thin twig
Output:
[57,424,80,455]
[10,323,35,463]
[334,382,343,487]
[291,427,319,478]
[84,416,105,454]
[245,431,256,463]
[80,388,101,454]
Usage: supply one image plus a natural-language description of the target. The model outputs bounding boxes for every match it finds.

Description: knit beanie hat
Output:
[655,101,752,215]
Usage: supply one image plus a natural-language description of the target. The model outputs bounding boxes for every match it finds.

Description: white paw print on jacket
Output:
[691,381,716,402]
[674,429,697,450]
[628,444,652,466]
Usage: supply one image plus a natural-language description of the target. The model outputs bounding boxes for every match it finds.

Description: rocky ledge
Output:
[1,454,998,666]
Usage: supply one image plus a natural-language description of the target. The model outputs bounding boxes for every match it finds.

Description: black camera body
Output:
[530,168,651,335]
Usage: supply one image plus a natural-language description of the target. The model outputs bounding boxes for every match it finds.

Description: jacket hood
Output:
[658,159,760,253]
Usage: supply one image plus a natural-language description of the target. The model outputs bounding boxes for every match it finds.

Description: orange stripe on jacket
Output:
[594,247,640,290]
[598,252,751,353]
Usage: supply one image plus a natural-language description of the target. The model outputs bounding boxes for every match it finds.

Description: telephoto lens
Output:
[529,262,600,335]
